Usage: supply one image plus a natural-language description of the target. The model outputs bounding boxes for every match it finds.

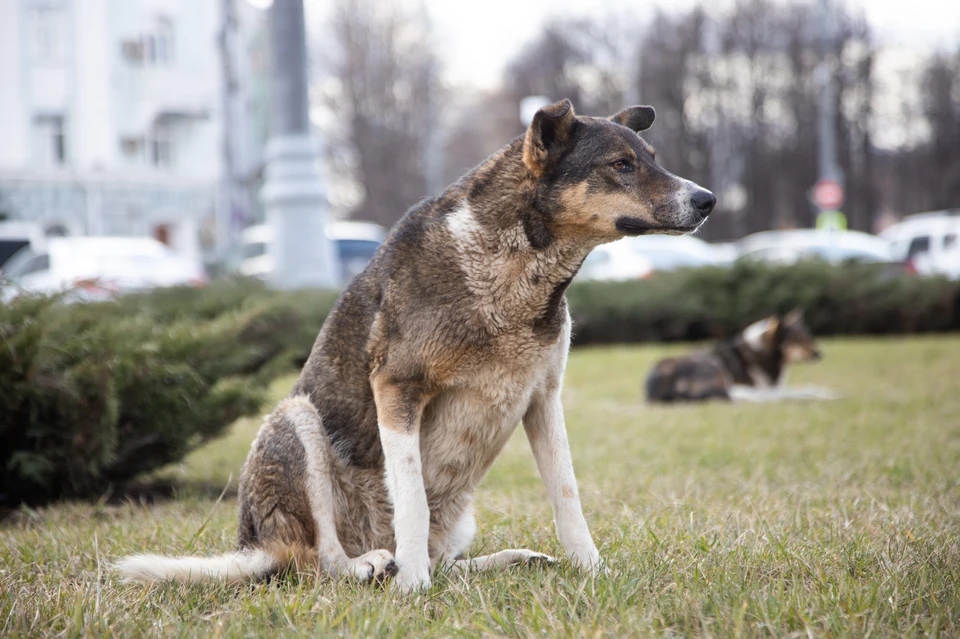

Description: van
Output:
[0,221,44,272]
[238,221,387,285]
[880,210,960,275]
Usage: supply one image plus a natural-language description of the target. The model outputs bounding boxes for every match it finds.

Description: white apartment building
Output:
[0,0,268,258]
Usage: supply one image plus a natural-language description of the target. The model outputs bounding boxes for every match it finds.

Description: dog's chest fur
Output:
[410,203,577,504]
[444,203,584,342]
[419,358,545,504]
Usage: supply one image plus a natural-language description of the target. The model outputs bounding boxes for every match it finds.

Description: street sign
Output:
[812,178,844,211]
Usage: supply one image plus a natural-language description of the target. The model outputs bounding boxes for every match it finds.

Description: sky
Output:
[416,0,960,89]
[294,0,960,90]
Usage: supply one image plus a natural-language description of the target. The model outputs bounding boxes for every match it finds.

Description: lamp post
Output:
[261,0,339,289]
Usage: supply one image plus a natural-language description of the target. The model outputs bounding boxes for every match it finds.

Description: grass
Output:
[2,336,959,637]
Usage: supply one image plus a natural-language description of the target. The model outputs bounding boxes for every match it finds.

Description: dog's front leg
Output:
[523,389,602,574]
[373,376,432,592]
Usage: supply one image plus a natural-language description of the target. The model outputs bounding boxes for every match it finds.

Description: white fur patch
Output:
[379,427,432,591]
[742,317,775,350]
[729,384,841,402]
[747,364,775,388]
[446,202,481,246]
[283,396,350,569]
[523,388,600,574]
[448,549,555,574]
[115,550,274,584]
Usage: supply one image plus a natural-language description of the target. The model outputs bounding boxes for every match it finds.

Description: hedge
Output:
[0,279,337,506]
[567,260,960,344]
[2,263,958,505]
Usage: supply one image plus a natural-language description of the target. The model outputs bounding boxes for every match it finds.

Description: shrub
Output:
[567,260,960,345]
[0,281,337,506]
[2,263,957,505]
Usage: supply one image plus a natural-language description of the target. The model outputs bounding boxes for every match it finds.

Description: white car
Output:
[0,221,44,272]
[579,241,654,282]
[578,235,724,282]
[2,236,206,301]
[880,210,960,276]
[913,243,960,280]
[239,221,387,284]
[737,229,894,265]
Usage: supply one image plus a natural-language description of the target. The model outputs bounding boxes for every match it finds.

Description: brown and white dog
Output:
[117,99,715,591]
[646,310,837,403]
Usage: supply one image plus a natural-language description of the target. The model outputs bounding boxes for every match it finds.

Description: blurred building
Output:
[0,0,269,259]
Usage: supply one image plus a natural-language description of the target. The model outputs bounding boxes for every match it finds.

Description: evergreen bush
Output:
[2,263,957,505]
[567,260,960,344]
[0,281,337,506]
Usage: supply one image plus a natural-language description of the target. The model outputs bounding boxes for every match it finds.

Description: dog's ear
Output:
[609,106,656,133]
[784,308,804,325]
[523,99,577,178]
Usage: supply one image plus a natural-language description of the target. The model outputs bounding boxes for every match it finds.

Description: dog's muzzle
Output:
[691,189,716,219]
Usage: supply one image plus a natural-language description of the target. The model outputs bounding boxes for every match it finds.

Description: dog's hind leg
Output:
[436,506,555,575]
[280,396,397,582]
[448,550,556,574]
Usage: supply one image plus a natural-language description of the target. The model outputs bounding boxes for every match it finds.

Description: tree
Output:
[920,51,960,210]
[315,0,441,228]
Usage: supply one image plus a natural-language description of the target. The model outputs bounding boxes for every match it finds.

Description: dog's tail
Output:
[115,543,317,584]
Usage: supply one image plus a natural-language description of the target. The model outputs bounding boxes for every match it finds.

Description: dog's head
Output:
[780,309,821,363]
[744,310,822,362]
[523,99,715,243]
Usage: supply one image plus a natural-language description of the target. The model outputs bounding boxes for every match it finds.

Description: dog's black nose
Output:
[692,190,716,218]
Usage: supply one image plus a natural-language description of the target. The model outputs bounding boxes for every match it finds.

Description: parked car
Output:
[0,221,44,272]
[913,243,960,280]
[624,235,729,270]
[879,209,960,276]
[736,229,895,265]
[579,241,654,282]
[2,236,206,301]
[238,221,387,284]
[578,235,725,282]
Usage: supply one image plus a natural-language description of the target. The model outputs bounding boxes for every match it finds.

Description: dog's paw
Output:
[346,549,397,584]
[506,549,556,566]
[569,546,603,575]
[391,563,432,593]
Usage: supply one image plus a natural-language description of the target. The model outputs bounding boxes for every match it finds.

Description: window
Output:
[6,251,50,279]
[153,224,171,246]
[120,137,141,158]
[336,239,381,281]
[0,240,30,270]
[29,6,67,65]
[944,233,956,250]
[144,18,174,66]
[906,236,931,258]
[149,123,173,168]
[242,241,268,260]
[33,115,66,167]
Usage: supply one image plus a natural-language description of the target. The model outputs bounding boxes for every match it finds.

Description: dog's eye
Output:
[612,160,633,172]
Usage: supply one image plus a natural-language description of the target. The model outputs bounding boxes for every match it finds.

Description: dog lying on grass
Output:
[117,99,715,591]
[646,310,839,403]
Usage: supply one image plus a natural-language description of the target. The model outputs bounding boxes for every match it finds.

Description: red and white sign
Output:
[812,178,844,211]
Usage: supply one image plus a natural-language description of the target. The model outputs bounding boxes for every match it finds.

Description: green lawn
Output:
[2,337,959,637]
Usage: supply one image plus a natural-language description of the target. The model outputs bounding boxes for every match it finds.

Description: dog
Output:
[117,99,716,592]
[645,309,838,403]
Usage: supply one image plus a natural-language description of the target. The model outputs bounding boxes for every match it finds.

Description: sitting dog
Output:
[117,99,715,591]
[646,310,837,403]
